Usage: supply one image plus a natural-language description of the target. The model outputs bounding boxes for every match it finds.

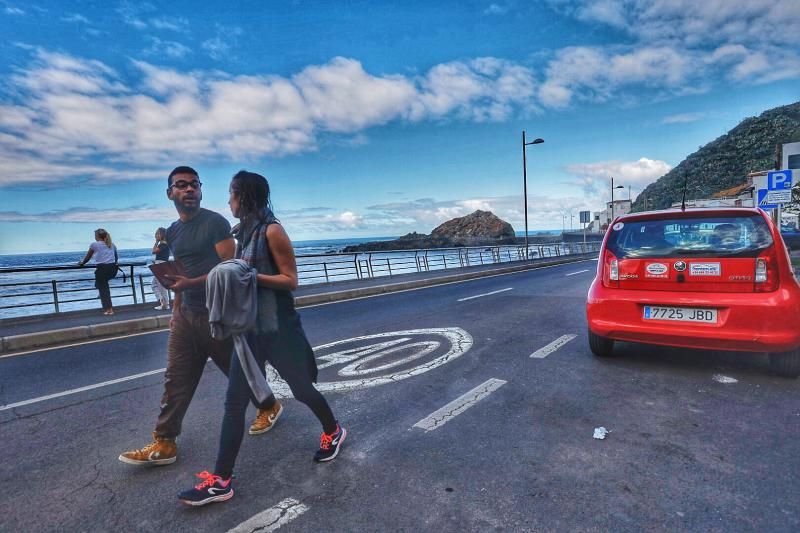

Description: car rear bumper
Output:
[586,280,800,353]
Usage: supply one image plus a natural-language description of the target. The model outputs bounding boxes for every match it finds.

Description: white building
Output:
[587,199,631,232]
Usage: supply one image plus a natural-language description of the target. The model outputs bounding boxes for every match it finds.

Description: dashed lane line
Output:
[565,269,590,276]
[0,367,166,411]
[530,334,577,358]
[227,498,309,533]
[457,287,513,302]
[412,378,506,432]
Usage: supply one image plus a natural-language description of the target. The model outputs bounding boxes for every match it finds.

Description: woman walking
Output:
[78,228,118,315]
[151,227,171,310]
[178,170,346,507]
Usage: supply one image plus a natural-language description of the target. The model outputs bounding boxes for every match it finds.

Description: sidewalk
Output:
[0,254,594,354]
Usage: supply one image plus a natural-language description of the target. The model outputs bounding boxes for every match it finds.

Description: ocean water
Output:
[0,236,395,319]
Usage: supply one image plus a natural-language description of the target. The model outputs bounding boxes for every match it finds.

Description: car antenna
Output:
[680,171,689,212]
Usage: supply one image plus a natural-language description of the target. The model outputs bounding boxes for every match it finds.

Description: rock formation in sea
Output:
[342,210,516,252]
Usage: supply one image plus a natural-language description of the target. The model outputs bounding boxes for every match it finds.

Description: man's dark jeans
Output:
[155,305,265,439]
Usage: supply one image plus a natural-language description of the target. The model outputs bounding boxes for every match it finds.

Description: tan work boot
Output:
[118,432,177,465]
[249,400,283,435]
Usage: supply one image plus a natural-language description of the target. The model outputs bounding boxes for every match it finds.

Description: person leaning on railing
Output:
[78,228,119,315]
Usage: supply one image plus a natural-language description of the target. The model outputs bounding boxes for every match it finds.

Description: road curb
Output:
[0,256,592,354]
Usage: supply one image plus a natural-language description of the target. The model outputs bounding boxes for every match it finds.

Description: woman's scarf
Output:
[234,208,279,335]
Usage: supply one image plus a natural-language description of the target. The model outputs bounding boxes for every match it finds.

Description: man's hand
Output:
[164,274,192,291]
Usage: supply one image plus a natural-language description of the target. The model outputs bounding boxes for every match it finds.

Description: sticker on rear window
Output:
[645,262,669,278]
[689,262,720,276]
[612,222,624,231]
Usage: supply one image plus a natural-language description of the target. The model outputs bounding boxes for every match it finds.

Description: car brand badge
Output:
[673,261,687,272]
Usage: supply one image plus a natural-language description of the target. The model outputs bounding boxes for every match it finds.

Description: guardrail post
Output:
[353,255,360,279]
[442,254,447,270]
[386,258,392,277]
[52,280,60,313]
[139,274,146,302]
[129,266,137,304]
[323,262,329,282]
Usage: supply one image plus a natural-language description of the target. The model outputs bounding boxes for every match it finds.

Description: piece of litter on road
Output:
[593,427,609,440]
[712,374,738,384]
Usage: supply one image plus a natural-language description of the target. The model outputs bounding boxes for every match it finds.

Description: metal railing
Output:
[0,241,601,318]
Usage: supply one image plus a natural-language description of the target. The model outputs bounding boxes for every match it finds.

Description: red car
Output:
[586,207,800,377]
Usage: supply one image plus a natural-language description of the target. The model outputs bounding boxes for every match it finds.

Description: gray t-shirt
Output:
[166,208,232,309]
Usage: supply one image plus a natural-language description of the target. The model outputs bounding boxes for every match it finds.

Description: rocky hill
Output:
[342,210,516,252]
[633,101,800,211]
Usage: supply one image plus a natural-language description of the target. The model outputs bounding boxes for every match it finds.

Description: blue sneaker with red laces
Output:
[314,423,347,462]
[178,471,233,506]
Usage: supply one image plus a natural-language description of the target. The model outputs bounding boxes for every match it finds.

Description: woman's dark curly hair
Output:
[230,170,273,222]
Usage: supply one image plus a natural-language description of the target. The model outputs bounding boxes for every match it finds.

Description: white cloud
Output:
[0,51,541,187]
[149,16,188,31]
[0,206,175,223]
[539,0,800,106]
[62,14,90,24]
[4,6,24,15]
[202,25,243,61]
[564,0,800,48]
[144,37,192,59]
[662,112,705,124]
[566,157,672,194]
[295,57,417,131]
[484,4,509,15]
[539,46,691,107]
[410,57,536,121]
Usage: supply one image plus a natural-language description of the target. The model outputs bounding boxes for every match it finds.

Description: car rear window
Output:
[606,214,774,258]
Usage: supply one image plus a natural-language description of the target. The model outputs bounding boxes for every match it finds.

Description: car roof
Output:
[616,207,766,223]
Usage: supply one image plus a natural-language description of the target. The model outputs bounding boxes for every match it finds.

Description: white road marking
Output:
[530,334,577,358]
[412,378,506,432]
[565,269,590,276]
[0,367,166,411]
[457,287,513,302]
[712,374,738,384]
[269,328,473,398]
[2,329,472,408]
[227,498,309,533]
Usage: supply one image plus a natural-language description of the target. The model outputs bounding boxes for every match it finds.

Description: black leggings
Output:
[214,331,336,479]
[94,264,117,310]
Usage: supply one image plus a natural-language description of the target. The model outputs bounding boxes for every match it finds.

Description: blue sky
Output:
[0,0,798,254]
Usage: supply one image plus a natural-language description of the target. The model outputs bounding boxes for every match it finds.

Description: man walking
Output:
[119,166,282,466]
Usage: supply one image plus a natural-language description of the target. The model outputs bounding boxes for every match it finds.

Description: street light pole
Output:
[521,131,544,260]
[610,176,624,224]
[611,176,615,222]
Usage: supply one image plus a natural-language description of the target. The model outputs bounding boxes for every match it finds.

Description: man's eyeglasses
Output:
[170,180,202,190]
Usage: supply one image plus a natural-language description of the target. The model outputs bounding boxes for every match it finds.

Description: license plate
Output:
[643,306,717,323]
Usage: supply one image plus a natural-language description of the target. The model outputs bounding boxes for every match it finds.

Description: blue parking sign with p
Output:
[768,170,794,190]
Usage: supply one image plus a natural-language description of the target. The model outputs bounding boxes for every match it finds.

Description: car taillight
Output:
[603,250,619,288]
[754,248,779,292]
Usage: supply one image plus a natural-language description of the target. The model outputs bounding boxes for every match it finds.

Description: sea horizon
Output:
[0,230,565,262]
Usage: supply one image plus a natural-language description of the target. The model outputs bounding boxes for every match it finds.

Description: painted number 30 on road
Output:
[266,328,473,397]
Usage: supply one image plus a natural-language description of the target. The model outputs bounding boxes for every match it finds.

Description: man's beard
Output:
[173,197,200,214]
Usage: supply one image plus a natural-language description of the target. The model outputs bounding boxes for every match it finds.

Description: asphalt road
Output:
[1,260,798,532]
